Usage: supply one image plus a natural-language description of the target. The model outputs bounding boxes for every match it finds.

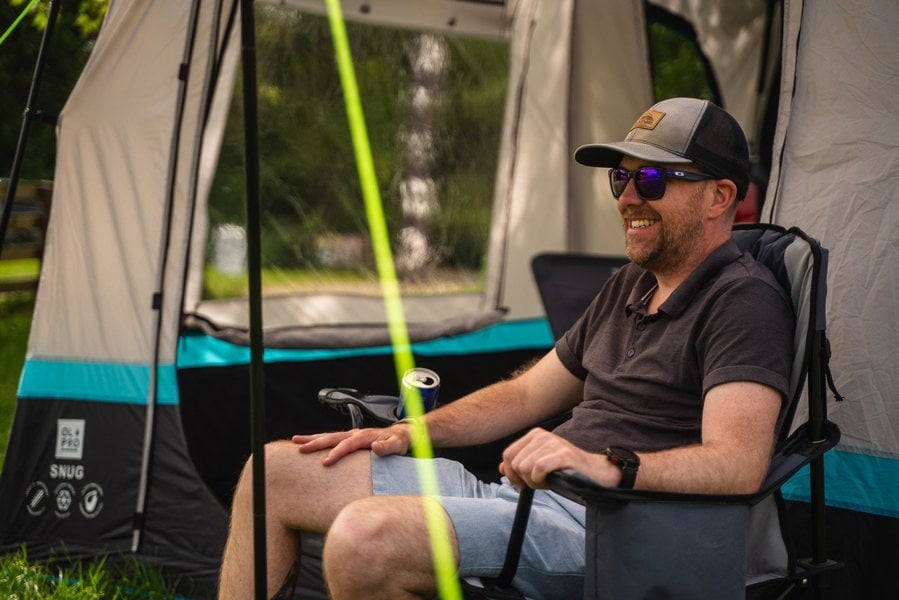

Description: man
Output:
[218,97,794,599]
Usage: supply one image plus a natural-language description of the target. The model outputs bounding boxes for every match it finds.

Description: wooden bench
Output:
[0,179,52,292]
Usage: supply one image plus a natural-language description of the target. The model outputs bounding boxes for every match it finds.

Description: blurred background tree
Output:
[1,0,107,180]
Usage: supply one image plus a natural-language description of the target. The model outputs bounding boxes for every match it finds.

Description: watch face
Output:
[605,447,639,489]
[606,447,639,469]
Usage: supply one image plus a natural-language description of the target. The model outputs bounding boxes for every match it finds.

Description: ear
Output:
[707,178,738,219]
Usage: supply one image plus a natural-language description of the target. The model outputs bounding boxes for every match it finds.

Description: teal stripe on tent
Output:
[781,448,899,519]
[15,320,553,404]
[18,360,179,405]
[176,318,555,368]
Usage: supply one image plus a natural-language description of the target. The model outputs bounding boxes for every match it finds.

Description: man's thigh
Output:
[371,454,585,600]
[266,440,375,532]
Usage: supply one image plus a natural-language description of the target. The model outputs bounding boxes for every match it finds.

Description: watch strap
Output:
[604,446,640,489]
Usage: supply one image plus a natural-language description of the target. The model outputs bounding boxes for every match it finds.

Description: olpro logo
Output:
[55,419,85,460]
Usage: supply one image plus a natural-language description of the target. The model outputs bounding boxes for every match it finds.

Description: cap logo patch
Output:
[631,109,665,131]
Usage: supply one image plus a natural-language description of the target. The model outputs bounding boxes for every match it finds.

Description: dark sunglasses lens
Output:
[634,167,666,200]
[610,169,630,197]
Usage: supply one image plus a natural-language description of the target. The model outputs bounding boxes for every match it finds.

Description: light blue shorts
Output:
[370,453,585,600]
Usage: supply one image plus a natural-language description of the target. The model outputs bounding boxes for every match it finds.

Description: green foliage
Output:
[0,547,179,599]
[211,9,410,264]
[0,1,107,180]
[9,0,107,37]
[209,7,508,282]
[649,22,716,102]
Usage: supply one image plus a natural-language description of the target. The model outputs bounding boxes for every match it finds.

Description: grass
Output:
[0,293,180,598]
[0,547,180,598]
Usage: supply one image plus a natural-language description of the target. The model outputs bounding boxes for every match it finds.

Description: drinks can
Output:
[397,367,440,418]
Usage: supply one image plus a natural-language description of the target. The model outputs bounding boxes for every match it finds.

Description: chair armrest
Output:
[317,388,401,427]
[547,469,756,505]
[546,419,840,507]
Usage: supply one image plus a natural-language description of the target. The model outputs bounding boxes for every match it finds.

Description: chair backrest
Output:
[731,224,828,444]
[530,253,628,340]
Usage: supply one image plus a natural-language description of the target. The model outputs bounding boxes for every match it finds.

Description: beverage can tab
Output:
[397,368,440,418]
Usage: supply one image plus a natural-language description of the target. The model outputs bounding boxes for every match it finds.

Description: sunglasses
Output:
[609,166,716,200]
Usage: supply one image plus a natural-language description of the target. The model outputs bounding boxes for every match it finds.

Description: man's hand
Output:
[292,422,413,466]
[499,427,622,489]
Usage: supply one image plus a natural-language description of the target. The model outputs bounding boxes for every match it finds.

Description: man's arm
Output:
[293,349,584,466]
[423,349,583,448]
[501,380,781,494]
[632,380,781,494]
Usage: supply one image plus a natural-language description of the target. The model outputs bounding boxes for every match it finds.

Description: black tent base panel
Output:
[785,501,899,599]
[0,398,227,599]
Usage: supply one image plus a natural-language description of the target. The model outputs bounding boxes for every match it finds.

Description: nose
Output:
[616,177,644,210]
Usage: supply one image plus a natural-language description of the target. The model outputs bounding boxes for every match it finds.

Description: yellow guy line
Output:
[324,1,462,598]
[0,0,40,47]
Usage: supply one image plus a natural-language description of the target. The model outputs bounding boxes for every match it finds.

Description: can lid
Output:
[403,368,439,388]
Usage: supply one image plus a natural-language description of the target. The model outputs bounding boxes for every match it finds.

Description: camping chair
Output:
[463,223,843,599]
[321,224,842,598]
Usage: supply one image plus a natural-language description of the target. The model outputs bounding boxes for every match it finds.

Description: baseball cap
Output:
[574,97,750,199]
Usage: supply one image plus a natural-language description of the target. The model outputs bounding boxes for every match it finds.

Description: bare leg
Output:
[218,440,374,599]
[323,495,460,599]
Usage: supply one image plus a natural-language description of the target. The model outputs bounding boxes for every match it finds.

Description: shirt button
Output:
[636,322,646,331]
[626,348,636,358]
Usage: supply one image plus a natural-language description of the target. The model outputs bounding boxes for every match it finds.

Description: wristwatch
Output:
[603,447,640,489]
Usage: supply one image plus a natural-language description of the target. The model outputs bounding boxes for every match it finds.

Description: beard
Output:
[624,186,707,274]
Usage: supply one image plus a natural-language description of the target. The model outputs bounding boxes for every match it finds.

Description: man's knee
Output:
[324,496,456,591]
[326,496,432,587]
[325,498,398,570]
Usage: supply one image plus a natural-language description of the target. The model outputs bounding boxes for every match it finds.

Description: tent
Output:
[1,0,896,597]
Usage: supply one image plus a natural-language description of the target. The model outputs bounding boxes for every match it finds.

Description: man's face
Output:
[615,157,709,274]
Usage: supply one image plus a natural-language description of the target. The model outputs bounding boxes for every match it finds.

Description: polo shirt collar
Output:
[624,239,743,318]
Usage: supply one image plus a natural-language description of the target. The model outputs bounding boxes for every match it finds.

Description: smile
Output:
[629,218,657,229]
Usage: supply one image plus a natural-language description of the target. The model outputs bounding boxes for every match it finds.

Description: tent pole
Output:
[239,1,267,598]
[0,0,60,258]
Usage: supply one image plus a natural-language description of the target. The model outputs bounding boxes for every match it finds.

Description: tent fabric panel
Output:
[186,308,508,350]
[771,0,899,452]
[653,0,770,140]
[567,0,650,256]
[29,0,228,365]
[279,0,517,40]
[17,361,179,405]
[191,291,489,330]
[183,12,242,314]
[28,0,193,364]
[485,0,575,320]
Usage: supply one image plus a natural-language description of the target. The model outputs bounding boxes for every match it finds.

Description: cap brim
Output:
[574,141,692,168]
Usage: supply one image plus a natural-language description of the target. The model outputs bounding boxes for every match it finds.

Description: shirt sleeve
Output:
[698,275,795,401]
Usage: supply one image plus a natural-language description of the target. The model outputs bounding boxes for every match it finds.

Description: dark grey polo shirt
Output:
[553,239,794,454]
